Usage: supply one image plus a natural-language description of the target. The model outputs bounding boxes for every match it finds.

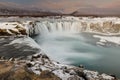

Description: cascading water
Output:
[30,17,120,77]
[33,21,84,35]
[28,18,120,36]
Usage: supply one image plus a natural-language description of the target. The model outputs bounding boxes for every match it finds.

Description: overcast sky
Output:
[0,0,120,14]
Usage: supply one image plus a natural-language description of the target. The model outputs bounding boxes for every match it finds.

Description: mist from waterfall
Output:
[31,17,120,77]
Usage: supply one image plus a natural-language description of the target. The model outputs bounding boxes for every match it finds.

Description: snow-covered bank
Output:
[94,35,120,45]
[0,22,27,36]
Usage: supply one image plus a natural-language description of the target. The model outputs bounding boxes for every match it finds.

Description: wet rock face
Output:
[90,23,103,32]
[15,25,27,35]
[0,23,27,36]
[103,21,113,33]
[102,21,120,33]
[112,24,120,33]
[81,22,87,31]
[89,21,120,33]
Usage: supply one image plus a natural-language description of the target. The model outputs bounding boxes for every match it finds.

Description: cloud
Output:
[32,0,94,13]
[0,0,120,14]
[31,0,120,13]
[102,1,120,8]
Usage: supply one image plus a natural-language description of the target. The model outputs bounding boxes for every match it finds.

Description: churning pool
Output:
[33,32,120,77]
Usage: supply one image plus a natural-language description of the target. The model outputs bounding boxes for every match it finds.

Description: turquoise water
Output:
[33,32,120,77]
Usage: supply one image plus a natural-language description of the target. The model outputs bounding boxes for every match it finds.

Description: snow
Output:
[53,69,71,80]
[101,73,114,80]
[94,35,120,45]
[30,67,41,75]
[0,22,26,35]
[96,42,105,46]
[84,70,114,80]
[0,22,24,29]
[26,52,115,80]
[84,70,99,79]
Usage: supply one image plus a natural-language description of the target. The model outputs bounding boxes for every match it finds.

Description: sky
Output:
[0,0,120,14]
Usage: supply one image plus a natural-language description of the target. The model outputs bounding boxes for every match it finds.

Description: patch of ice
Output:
[53,69,70,80]
[94,35,120,45]
[96,42,105,46]
[84,70,99,79]
[101,73,114,80]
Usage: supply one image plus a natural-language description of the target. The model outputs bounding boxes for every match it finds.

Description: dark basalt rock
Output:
[8,58,15,61]
[0,29,12,36]
[79,64,84,68]
[32,54,41,59]
[26,63,33,67]
[110,75,117,79]
[42,54,50,60]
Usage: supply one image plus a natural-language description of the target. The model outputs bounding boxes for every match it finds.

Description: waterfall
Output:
[27,17,120,36]
[31,21,85,35]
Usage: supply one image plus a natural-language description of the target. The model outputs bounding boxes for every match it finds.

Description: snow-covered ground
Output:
[94,35,120,45]
[0,22,27,35]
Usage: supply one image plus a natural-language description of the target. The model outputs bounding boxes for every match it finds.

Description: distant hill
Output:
[0,8,61,17]
[0,2,61,17]
[70,8,120,17]
[0,2,120,17]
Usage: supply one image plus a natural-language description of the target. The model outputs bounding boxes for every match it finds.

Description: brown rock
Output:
[103,21,113,33]
[90,23,103,32]
[81,22,87,31]
[112,24,120,33]
[9,29,20,35]
[15,25,27,35]
[39,70,61,80]
[67,75,82,80]
[0,29,11,36]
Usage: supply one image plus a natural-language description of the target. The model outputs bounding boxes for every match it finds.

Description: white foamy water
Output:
[33,31,120,77]
[31,17,120,77]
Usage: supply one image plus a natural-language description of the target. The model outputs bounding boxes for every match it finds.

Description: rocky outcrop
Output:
[0,53,116,80]
[81,22,87,31]
[90,23,103,32]
[0,29,12,36]
[0,22,27,36]
[0,61,61,80]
